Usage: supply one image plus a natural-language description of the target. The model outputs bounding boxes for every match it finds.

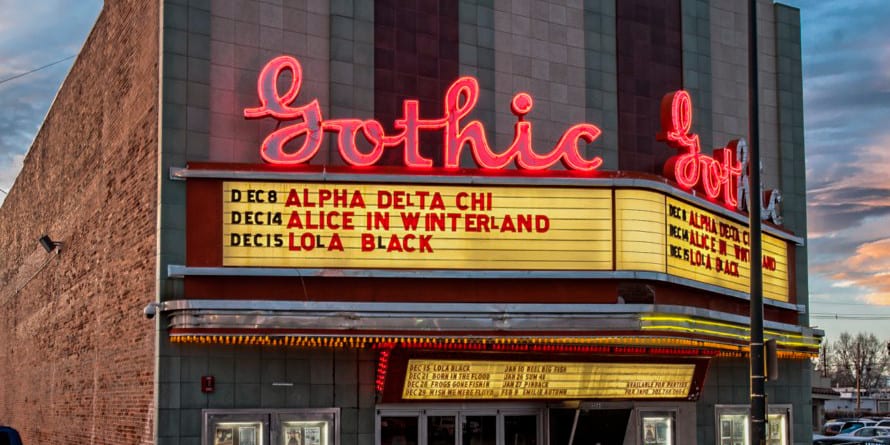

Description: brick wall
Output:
[0,2,158,444]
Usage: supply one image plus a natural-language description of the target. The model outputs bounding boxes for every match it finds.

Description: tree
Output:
[829,332,889,391]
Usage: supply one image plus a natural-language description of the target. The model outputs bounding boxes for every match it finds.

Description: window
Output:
[203,408,339,445]
[641,412,675,445]
[715,406,791,445]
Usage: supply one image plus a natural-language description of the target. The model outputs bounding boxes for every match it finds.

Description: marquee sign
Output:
[223,181,613,270]
[401,359,696,400]
[222,181,790,301]
[664,197,788,299]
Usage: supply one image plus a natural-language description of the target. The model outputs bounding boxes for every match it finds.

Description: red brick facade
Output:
[0,2,158,444]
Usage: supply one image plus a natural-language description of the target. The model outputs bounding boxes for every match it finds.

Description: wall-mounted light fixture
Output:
[38,235,62,253]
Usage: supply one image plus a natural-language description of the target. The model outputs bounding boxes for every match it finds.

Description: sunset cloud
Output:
[807,135,890,237]
[828,238,890,305]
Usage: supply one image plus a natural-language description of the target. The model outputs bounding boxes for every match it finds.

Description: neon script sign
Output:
[244,55,603,171]
[657,90,782,223]
[657,90,743,207]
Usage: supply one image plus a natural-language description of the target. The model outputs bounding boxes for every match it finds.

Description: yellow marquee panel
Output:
[615,189,666,272]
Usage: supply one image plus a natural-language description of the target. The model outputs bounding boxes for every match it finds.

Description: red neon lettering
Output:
[657,90,742,207]
[244,55,603,171]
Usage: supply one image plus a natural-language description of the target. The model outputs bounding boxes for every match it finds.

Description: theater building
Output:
[0,1,816,444]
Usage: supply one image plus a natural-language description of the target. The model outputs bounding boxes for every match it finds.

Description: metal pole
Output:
[856,342,861,413]
[856,371,862,417]
[747,1,766,444]
[567,407,580,445]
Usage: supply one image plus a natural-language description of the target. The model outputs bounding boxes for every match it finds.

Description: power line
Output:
[811,314,890,320]
[811,300,890,306]
[0,54,76,86]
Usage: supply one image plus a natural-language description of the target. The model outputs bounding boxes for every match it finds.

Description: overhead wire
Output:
[0,54,76,86]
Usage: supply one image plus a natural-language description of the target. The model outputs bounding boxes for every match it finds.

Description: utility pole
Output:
[856,342,861,412]
[747,1,767,444]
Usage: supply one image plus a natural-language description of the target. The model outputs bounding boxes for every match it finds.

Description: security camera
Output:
[143,303,158,319]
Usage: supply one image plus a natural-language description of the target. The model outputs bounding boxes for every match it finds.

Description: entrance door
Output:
[460,413,497,445]
[378,409,541,445]
[549,408,632,445]
[502,413,538,445]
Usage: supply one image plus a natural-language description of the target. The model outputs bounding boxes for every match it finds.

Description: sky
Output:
[0,1,888,343]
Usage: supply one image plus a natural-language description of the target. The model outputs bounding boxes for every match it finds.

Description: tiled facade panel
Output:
[329,0,375,166]
[169,0,374,167]
[616,0,684,174]
[158,345,378,445]
[492,0,588,160]
[195,0,332,164]
[160,0,336,295]
[708,0,746,153]
[584,0,619,169]
[708,0,780,188]
[755,0,780,189]
[681,0,713,152]
[696,358,812,445]
[374,0,459,166]
[458,0,497,167]
[775,3,809,329]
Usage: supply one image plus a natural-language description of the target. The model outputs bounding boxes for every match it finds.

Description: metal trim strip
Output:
[167,264,801,312]
[158,299,816,337]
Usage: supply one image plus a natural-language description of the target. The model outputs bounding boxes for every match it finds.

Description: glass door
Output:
[460,413,497,445]
[427,414,458,445]
[502,413,538,445]
[378,408,541,445]
[380,412,420,445]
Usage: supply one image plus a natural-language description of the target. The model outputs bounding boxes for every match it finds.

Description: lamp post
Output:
[747,0,767,444]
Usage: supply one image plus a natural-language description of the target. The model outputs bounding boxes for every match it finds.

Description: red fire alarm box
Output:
[201,375,215,393]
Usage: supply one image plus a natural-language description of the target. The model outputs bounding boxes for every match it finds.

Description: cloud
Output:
[806,135,890,236]
[787,0,890,191]
[828,238,890,305]
[779,1,890,335]
[0,0,102,193]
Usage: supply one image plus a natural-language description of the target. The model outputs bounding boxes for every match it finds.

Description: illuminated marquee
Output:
[223,181,790,300]
[401,359,695,400]
[223,181,613,270]
[665,197,788,301]
[244,55,603,171]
